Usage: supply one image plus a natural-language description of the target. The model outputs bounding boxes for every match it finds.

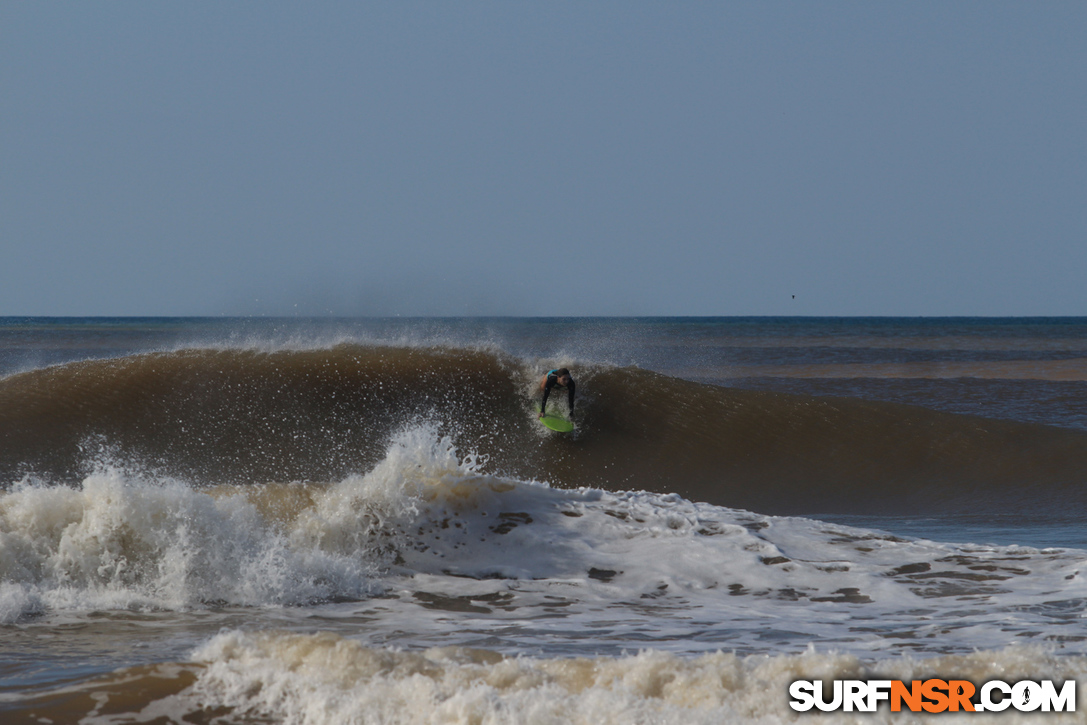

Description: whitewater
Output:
[3,317,1087,723]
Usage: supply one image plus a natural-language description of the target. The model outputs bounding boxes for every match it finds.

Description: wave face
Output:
[3,345,1087,515]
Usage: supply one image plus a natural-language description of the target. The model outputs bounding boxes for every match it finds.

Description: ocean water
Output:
[2,317,1087,723]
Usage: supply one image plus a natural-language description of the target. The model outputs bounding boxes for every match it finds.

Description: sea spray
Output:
[0,468,381,622]
[0,426,528,622]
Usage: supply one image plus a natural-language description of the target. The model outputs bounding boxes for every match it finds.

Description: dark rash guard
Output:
[541,371,575,415]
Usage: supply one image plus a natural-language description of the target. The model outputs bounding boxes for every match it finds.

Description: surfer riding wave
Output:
[539,368,575,418]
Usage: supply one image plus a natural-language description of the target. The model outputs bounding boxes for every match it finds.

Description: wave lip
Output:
[696,358,1087,381]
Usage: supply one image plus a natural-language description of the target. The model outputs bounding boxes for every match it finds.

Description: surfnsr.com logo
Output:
[789,679,1076,713]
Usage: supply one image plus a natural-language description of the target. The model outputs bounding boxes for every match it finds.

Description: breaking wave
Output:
[3,345,1087,514]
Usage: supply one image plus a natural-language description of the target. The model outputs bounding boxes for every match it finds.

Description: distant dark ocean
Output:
[3,317,1086,723]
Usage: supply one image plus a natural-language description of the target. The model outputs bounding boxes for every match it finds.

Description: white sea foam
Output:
[0,469,382,620]
[3,425,1087,659]
[81,630,1081,725]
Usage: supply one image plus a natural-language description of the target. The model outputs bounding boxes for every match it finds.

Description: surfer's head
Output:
[554,368,571,385]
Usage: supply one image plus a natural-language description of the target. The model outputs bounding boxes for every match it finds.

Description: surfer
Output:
[539,368,576,418]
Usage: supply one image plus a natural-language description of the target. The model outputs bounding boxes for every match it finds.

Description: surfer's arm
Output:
[540,379,553,414]
[567,379,575,410]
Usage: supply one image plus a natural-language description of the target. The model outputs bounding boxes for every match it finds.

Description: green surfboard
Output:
[539,414,574,433]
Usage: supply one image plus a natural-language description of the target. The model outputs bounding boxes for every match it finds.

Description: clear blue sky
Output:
[2,2,1084,317]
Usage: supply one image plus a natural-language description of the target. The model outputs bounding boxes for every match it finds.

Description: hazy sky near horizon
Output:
[2,3,1084,317]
